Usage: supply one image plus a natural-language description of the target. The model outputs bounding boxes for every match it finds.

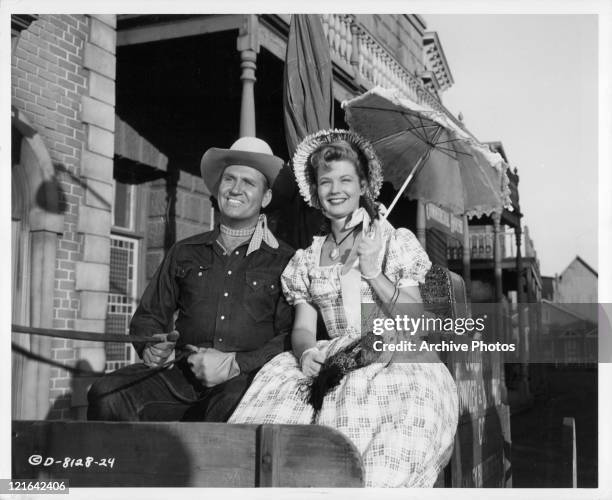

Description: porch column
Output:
[462,214,471,299]
[237,15,259,137]
[515,225,525,338]
[515,225,531,400]
[26,223,62,419]
[492,211,503,302]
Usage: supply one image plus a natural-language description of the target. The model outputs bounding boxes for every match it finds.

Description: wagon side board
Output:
[12,421,365,487]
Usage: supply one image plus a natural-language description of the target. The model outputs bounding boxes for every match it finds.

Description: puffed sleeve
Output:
[383,228,432,287]
[281,248,312,305]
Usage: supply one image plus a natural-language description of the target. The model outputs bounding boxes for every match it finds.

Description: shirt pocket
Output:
[175,260,211,310]
[243,270,279,323]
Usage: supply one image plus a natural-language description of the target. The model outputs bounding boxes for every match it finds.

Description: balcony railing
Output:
[447,226,538,261]
[319,14,470,136]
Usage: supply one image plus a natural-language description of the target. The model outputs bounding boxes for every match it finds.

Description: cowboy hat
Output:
[200,137,284,194]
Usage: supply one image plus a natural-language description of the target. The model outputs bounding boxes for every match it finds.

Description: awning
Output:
[114,115,167,181]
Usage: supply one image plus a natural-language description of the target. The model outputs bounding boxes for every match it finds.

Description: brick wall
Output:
[12,14,118,419]
[12,14,90,418]
[146,172,213,282]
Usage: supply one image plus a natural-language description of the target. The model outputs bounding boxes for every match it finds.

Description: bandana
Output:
[246,214,279,256]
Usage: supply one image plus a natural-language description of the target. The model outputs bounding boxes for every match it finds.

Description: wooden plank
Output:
[117,15,243,46]
[12,421,256,487]
[273,425,364,487]
[12,421,364,487]
[256,424,281,486]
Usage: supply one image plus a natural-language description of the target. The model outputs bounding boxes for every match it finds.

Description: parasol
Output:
[343,87,511,218]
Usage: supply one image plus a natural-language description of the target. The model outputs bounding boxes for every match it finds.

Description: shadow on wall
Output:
[42,358,102,421]
[52,162,111,212]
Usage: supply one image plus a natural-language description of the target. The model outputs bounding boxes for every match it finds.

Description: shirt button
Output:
[218,338,223,342]
[220,315,225,320]
[253,281,257,286]
[224,292,229,297]
[227,270,232,275]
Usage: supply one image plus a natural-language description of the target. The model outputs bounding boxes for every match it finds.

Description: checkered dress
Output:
[228,224,459,487]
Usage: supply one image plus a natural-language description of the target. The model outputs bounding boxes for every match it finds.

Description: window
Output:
[105,235,139,372]
[112,180,136,230]
[105,179,141,372]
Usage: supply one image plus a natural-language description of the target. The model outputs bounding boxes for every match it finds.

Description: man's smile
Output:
[225,197,244,206]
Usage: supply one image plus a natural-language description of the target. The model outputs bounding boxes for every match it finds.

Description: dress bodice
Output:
[281,221,431,339]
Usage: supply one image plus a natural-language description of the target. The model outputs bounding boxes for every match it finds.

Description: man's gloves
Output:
[186,347,240,388]
[142,330,179,368]
[142,331,240,387]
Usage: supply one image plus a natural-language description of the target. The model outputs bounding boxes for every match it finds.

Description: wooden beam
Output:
[12,421,364,487]
[117,15,243,46]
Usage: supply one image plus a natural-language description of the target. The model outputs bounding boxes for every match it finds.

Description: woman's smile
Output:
[317,160,364,219]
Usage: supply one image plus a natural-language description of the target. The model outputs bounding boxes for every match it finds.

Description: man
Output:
[87,137,294,422]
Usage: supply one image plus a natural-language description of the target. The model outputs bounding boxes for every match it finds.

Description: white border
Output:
[2,1,610,499]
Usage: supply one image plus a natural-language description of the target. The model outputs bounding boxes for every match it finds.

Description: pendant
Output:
[330,247,340,260]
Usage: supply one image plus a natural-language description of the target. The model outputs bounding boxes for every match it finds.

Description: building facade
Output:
[12,13,516,487]
[12,12,459,419]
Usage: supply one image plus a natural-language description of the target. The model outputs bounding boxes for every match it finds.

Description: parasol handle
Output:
[381,150,430,222]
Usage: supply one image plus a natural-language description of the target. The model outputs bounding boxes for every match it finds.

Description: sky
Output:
[425,14,599,277]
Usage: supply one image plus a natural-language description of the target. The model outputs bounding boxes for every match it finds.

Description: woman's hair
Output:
[306,141,378,220]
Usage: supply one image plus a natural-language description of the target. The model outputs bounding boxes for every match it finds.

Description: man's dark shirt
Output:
[130,227,294,374]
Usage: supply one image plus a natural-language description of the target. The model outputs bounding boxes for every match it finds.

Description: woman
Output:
[229,129,458,487]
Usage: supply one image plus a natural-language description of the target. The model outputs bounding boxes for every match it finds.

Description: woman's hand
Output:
[357,219,383,278]
[300,347,325,377]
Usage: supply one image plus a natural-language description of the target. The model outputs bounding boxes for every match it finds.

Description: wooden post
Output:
[515,225,530,399]
[492,211,503,302]
[237,15,259,137]
[257,425,281,486]
[416,200,426,249]
[462,214,471,299]
[562,417,577,487]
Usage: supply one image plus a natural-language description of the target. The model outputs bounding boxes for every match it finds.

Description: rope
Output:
[11,324,175,343]
[11,324,183,377]
[12,341,192,379]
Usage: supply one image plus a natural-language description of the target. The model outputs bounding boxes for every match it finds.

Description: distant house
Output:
[555,256,598,303]
[552,256,598,323]
[538,256,598,364]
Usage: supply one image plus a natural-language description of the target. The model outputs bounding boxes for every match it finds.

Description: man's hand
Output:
[142,331,179,368]
[186,347,240,388]
[300,347,325,377]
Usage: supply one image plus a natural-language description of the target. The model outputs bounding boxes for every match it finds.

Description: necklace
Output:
[328,228,356,261]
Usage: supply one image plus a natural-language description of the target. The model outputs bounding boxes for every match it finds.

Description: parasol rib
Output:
[381,126,444,221]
